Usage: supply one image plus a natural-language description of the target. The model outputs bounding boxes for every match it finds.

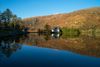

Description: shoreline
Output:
[0,31,27,38]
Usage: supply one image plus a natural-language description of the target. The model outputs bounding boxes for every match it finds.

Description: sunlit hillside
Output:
[23,7,100,31]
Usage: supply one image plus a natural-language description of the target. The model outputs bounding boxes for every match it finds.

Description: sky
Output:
[0,0,100,18]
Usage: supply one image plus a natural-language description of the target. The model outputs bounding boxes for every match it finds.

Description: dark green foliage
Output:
[0,9,25,31]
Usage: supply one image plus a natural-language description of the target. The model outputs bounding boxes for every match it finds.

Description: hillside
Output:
[23,7,100,32]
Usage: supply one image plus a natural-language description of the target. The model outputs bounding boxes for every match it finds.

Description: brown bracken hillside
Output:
[23,7,100,32]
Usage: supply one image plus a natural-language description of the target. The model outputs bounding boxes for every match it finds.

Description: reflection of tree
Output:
[44,34,51,41]
[1,33,99,58]
[20,33,62,47]
[0,36,22,58]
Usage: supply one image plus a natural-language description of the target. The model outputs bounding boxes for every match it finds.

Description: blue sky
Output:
[0,0,100,18]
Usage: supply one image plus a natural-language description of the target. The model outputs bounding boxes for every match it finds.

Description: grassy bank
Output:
[61,28,80,38]
[61,28,100,38]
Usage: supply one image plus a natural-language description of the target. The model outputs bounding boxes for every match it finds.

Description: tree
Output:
[0,12,2,24]
[0,9,25,31]
[16,17,24,30]
[0,11,2,22]
[2,9,13,27]
[12,15,17,22]
[44,24,51,33]
[3,9,13,23]
[9,15,18,28]
[0,12,2,28]
[44,24,51,31]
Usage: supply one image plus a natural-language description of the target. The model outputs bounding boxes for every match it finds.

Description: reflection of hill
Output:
[20,33,100,58]
[1,34,100,58]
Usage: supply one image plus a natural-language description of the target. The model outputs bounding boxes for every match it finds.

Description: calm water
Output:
[0,33,100,67]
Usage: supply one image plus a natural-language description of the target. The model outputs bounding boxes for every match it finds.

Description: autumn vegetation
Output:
[23,7,100,35]
[0,7,100,37]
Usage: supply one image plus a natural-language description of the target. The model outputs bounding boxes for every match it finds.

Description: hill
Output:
[23,7,100,32]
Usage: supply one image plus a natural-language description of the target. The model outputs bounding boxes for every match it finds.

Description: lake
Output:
[0,33,100,67]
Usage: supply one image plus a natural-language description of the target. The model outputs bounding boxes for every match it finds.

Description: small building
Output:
[51,27,62,33]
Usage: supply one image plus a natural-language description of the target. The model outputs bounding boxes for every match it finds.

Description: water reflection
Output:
[18,33,100,58]
[0,33,60,58]
[51,33,61,39]
[0,33,100,67]
[0,36,22,58]
[0,33,100,58]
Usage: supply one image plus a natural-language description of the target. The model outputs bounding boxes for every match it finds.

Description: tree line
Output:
[0,9,25,31]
